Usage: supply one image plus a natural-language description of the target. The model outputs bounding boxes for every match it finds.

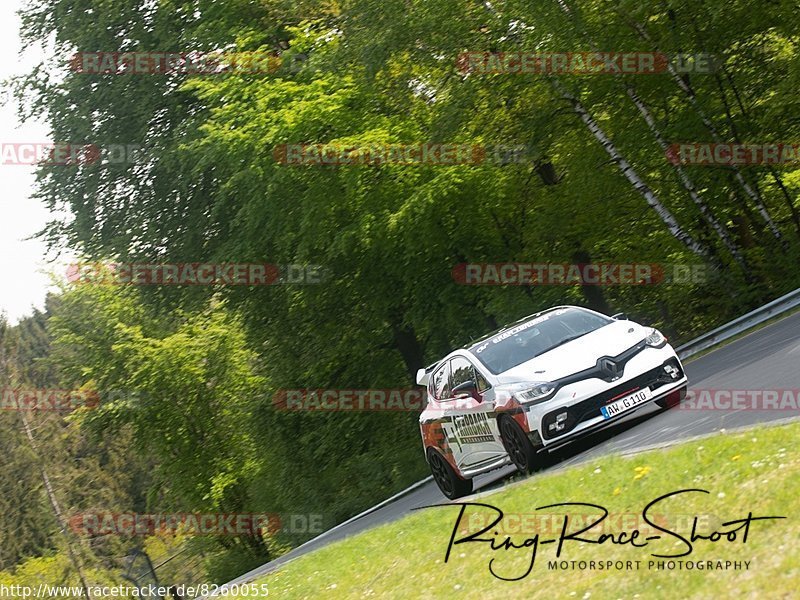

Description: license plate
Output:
[600,387,653,419]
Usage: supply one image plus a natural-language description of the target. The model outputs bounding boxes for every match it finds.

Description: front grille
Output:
[541,358,683,440]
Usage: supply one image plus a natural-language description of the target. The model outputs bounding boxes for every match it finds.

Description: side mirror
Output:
[416,368,430,386]
[452,380,478,399]
[611,312,628,320]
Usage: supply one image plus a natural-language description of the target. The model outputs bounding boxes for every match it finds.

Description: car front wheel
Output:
[428,449,473,499]
[499,416,542,475]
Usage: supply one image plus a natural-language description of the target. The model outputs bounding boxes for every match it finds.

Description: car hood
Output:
[493,320,650,385]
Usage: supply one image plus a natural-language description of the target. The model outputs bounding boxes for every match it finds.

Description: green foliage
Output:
[49,286,263,513]
[6,0,800,586]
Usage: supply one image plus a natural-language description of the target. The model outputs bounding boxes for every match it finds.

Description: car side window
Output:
[431,361,451,400]
[475,369,490,393]
[449,357,475,392]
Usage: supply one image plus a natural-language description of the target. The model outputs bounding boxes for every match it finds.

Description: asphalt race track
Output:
[212,310,800,591]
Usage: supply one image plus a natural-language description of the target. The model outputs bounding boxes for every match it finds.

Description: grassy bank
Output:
[242,421,800,599]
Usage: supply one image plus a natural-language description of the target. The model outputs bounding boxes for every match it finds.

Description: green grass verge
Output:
[237,420,800,599]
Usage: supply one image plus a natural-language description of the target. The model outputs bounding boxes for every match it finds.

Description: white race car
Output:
[417,306,687,499]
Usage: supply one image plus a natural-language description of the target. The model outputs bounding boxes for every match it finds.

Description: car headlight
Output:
[517,383,556,404]
[645,328,667,348]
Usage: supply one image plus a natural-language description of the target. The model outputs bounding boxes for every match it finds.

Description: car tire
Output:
[499,416,542,475]
[427,449,473,500]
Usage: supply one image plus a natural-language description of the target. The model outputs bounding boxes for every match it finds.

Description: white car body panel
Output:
[419,306,689,487]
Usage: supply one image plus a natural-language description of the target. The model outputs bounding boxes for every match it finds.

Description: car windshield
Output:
[469,307,612,374]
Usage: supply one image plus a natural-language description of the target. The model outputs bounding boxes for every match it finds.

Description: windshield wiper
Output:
[543,332,588,353]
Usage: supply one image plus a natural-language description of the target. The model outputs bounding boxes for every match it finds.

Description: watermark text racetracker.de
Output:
[0,583,268,598]
[452,262,708,285]
[67,263,327,286]
[666,143,800,166]
[69,50,305,75]
[273,388,428,411]
[273,143,530,166]
[0,143,141,166]
[679,389,800,411]
[457,52,717,75]
[0,388,100,412]
[0,388,146,413]
[458,510,723,537]
[68,512,324,537]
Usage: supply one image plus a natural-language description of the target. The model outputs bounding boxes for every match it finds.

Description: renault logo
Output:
[599,357,621,380]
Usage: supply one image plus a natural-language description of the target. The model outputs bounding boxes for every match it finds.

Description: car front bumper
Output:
[521,346,687,449]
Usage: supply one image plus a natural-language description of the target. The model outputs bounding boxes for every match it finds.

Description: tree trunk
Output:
[719,65,800,240]
[550,78,714,260]
[548,0,730,267]
[390,318,425,384]
[625,85,747,270]
[627,19,784,243]
[20,413,93,599]
[572,249,611,314]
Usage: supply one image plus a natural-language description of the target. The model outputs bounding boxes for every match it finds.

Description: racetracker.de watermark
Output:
[678,389,800,411]
[68,512,325,537]
[0,143,141,165]
[459,511,722,536]
[0,388,100,411]
[667,143,800,166]
[452,263,708,285]
[273,143,530,166]
[457,52,717,75]
[273,389,426,411]
[67,263,327,285]
[0,584,269,599]
[69,51,305,75]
